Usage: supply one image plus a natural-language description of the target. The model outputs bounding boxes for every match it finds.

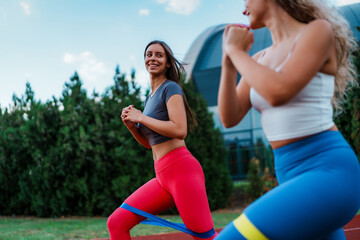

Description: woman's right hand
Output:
[121,105,136,130]
[222,24,234,68]
[222,24,250,68]
[223,24,253,56]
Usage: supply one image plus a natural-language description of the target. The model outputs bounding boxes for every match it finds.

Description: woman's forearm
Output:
[228,49,295,106]
[138,115,187,140]
[128,126,151,149]
[218,62,243,128]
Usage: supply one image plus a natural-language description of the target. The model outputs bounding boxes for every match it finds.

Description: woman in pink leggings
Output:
[107,40,217,240]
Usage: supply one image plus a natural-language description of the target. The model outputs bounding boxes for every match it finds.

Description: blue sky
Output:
[0,0,359,108]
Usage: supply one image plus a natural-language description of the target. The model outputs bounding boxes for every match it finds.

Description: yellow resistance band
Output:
[233,214,269,240]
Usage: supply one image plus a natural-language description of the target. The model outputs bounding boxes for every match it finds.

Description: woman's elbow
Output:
[177,130,187,140]
[170,122,187,140]
[267,94,291,107]
[221,120,236,128]
[266,82,300,106]
[268,98,284,107]
[219,114,238,128]
[142,142,151,149]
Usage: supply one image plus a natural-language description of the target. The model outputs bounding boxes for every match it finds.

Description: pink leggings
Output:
[107,147,217,240]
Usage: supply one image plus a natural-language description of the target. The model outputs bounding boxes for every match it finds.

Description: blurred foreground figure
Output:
[216,0,360,239]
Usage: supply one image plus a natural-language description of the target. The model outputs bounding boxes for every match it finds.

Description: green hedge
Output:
[0,66,232,217]
[335,38,360,161]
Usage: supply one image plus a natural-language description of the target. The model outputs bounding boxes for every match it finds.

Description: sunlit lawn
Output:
[3,209,358,239]
[0,212,240,240]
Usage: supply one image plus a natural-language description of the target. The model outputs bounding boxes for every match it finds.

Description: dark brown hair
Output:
[144,40,198,132]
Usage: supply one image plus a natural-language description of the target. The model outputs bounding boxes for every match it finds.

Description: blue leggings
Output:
[216,131,360,240]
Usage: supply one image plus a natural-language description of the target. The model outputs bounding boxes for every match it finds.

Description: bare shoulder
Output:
[302,19,334,40]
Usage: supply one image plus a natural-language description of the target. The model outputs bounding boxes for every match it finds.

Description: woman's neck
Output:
[265,5,306,46]
[150,75,167,95]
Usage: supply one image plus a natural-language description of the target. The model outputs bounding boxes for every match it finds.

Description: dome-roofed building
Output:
[184,3,360,179]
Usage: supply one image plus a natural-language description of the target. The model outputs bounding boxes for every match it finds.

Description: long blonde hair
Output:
[275,0,358,112]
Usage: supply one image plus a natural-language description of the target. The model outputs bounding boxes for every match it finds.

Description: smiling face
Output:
[243,0,268,29]
[144,43,170,77]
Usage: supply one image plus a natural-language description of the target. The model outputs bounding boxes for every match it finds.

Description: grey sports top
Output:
[138,80,184,146]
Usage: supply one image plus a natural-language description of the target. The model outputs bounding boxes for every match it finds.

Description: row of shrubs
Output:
[0,67,233,217]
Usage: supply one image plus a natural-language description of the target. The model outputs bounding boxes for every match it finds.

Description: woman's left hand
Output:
[223,25,254,54]
[121,105,144,123]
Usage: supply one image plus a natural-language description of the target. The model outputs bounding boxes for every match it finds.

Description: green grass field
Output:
[0,212,240,240]
[3,209,358,240]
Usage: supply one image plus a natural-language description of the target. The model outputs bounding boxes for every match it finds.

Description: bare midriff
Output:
[270,125,338,149]
[151,138,186,161]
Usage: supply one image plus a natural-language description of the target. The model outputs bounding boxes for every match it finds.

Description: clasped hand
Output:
[222,24,254,56]
[121,105,143,129]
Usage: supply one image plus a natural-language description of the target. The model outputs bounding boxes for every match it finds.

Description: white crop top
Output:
[250,72,335,141]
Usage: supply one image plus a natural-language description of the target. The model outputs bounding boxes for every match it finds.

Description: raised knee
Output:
[107,208,135,239]
[107,207,138,233]
[107,213,117,231]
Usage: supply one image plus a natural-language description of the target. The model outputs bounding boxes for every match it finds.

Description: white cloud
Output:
[334,0,360,5]
[129,55,136,61]
[19,2,31,15]
[139,8,150,16]
[63,51,111,82]
[24,73,31,79]
[63,53,75,64]
[157,0,201,15]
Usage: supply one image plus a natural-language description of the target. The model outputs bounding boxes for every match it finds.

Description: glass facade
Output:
[208,106,272,179]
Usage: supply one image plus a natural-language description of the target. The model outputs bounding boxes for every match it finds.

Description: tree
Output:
[99,65,153,215]
[182,77,233,210]
[0,67,233,217]
[246,158,264,201]
[335,38,360,161]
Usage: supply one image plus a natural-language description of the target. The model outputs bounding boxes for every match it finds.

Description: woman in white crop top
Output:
[215,0,360,240]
